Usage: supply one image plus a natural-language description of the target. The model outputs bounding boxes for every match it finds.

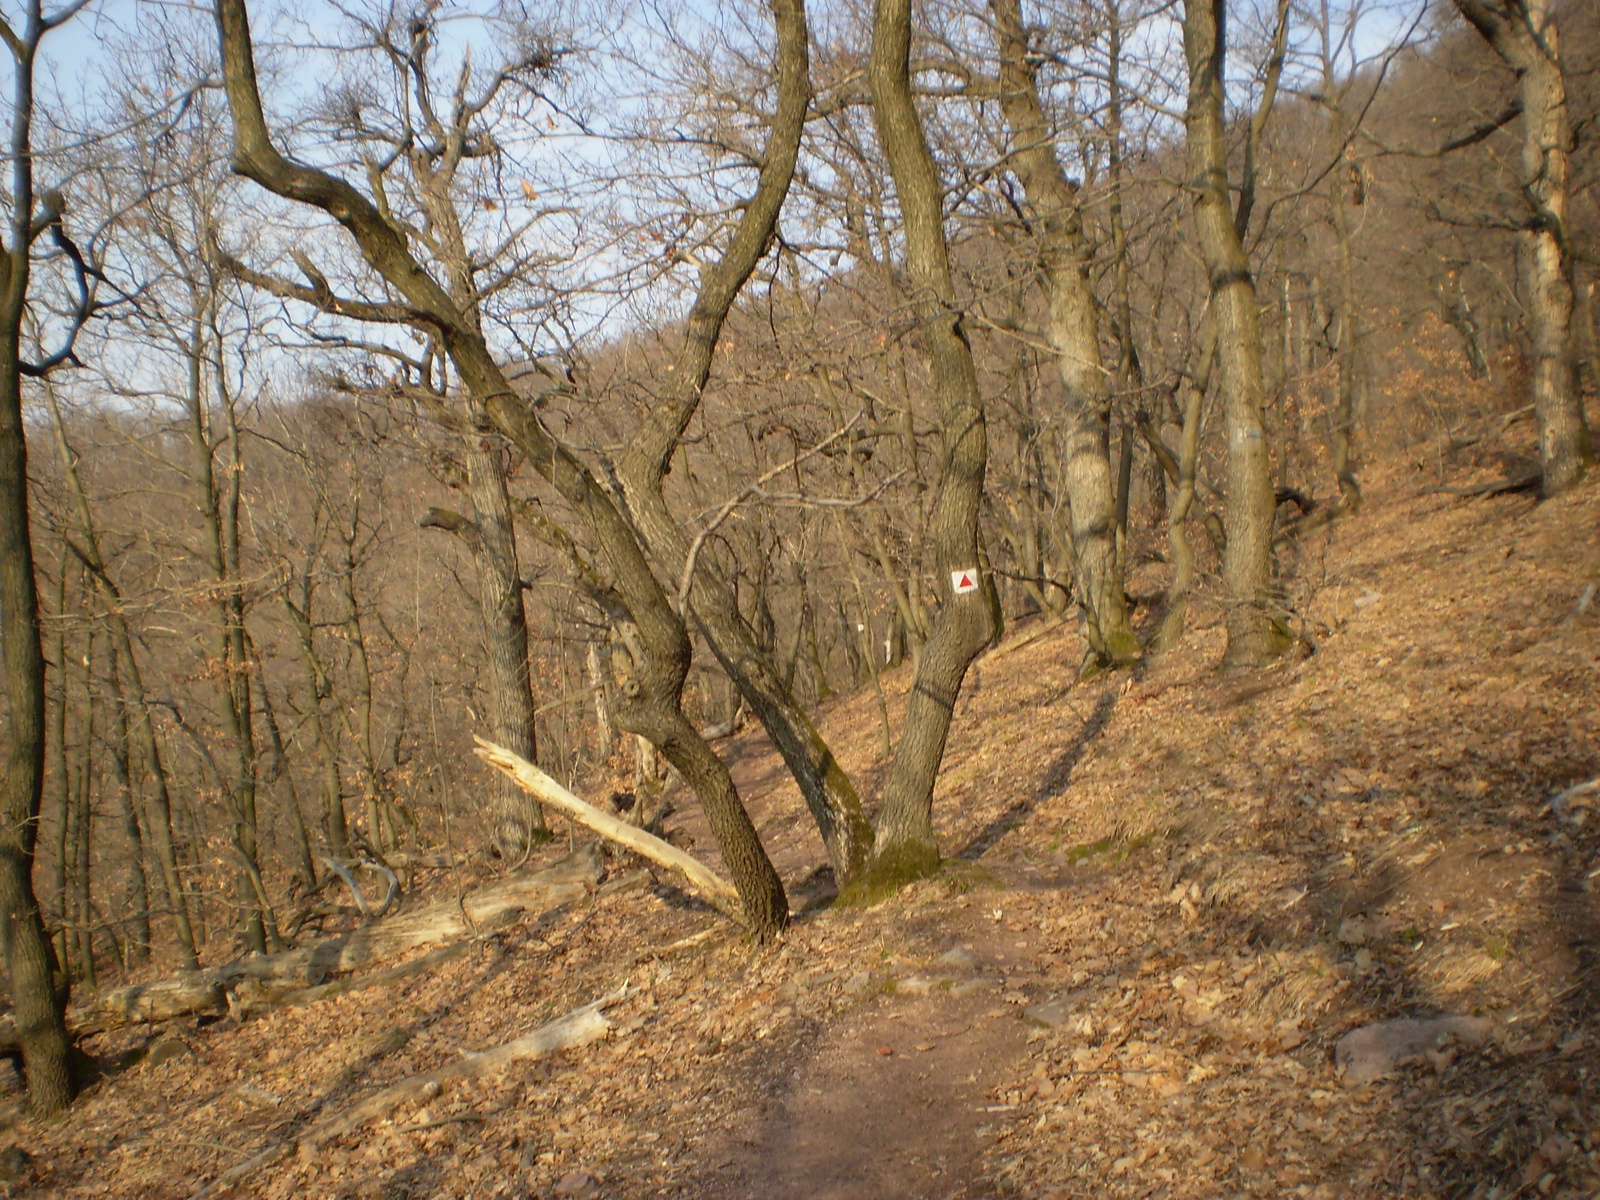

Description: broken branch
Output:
[473,737,746,927]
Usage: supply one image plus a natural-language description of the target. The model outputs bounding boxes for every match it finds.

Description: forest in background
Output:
[0,0,1594,1123]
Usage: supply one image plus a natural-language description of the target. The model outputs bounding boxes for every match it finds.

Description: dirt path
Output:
[704,957,1030,1199]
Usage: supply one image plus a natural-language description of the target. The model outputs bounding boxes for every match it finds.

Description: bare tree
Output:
[213,0,789,937]
[1452,0,1593,495]
[0,0,93,1118]
[1181,0,1291,667]
[610,0,876,886]
[860,0,999,887]
[41,378,198,967]
[989,0,1139,672]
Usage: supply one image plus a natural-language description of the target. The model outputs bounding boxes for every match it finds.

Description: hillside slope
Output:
[7,466,1600,1200]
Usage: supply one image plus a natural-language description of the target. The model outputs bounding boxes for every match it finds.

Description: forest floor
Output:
[7,451,1600,1200]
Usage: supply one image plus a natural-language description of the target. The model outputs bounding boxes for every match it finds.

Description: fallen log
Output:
[94,844,604,1025]
[473,737,746,926]
[232,941,474,1017]
[186,988,624,1200]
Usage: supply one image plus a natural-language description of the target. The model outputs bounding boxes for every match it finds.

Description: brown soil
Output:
[7,464,1600,1200]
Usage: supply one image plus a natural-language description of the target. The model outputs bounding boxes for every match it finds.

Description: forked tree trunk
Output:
[614,0,874,888]
[215,0,787,938]
[862,0,997,887]
[1453,0,1592,495]
[990,0,1138,672]
[1182,0,1290,668]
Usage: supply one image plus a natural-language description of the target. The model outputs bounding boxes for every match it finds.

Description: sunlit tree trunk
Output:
[1453,0,1592,495]
[862,0,997,884]
[990,0,1138,672]
[1182,0,1289,667]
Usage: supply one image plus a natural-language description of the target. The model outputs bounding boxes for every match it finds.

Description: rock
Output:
[1334,1016,1492,1086]
[841,971,873,995]
[938,946,980,971]
[234,1081,282,1108]
[1538,1133,1575,1167]
[949,978,1000,998]
[1335,916,1371,946]
[554,1170,602,1199]
[896,976,936,997]
[146,1036,191,1069]
[0,1146,30,1183]
[1024,999,1073,1028]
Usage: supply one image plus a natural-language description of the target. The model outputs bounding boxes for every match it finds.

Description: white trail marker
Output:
[950,568,980,595]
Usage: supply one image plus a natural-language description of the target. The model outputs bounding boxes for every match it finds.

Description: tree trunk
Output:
[1330,179,1364,510]
[1182,0,1289,668]
[990,0,1138,672]
[420,438,548,858]
[334,537,393,857]
[612,0,873,888]
[1440,270,1491,380]
[251,647,318,893]
[283,581,350,860]
[42,379,197,966]
[107,639,152,965]
[0,340,74,1114]
[1453,0,1592,494]
[182,312,270,952]
[861,0,998,887]
[69,626,96,988]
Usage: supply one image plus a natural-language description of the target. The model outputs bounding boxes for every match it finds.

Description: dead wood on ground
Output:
[185,989,624,1200]
[88,846,603,1026]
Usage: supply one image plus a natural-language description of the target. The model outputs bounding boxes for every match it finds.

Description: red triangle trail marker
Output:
[950,569,980,595]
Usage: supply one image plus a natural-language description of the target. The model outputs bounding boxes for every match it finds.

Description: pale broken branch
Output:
[473,737,747,927]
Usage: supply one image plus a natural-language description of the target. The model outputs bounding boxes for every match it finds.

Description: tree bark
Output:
[68,626,95,988]
[862,0,997,886]
[990,0,1138,672]
[1182,0,1290,668]
[1453,0,1593,495]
